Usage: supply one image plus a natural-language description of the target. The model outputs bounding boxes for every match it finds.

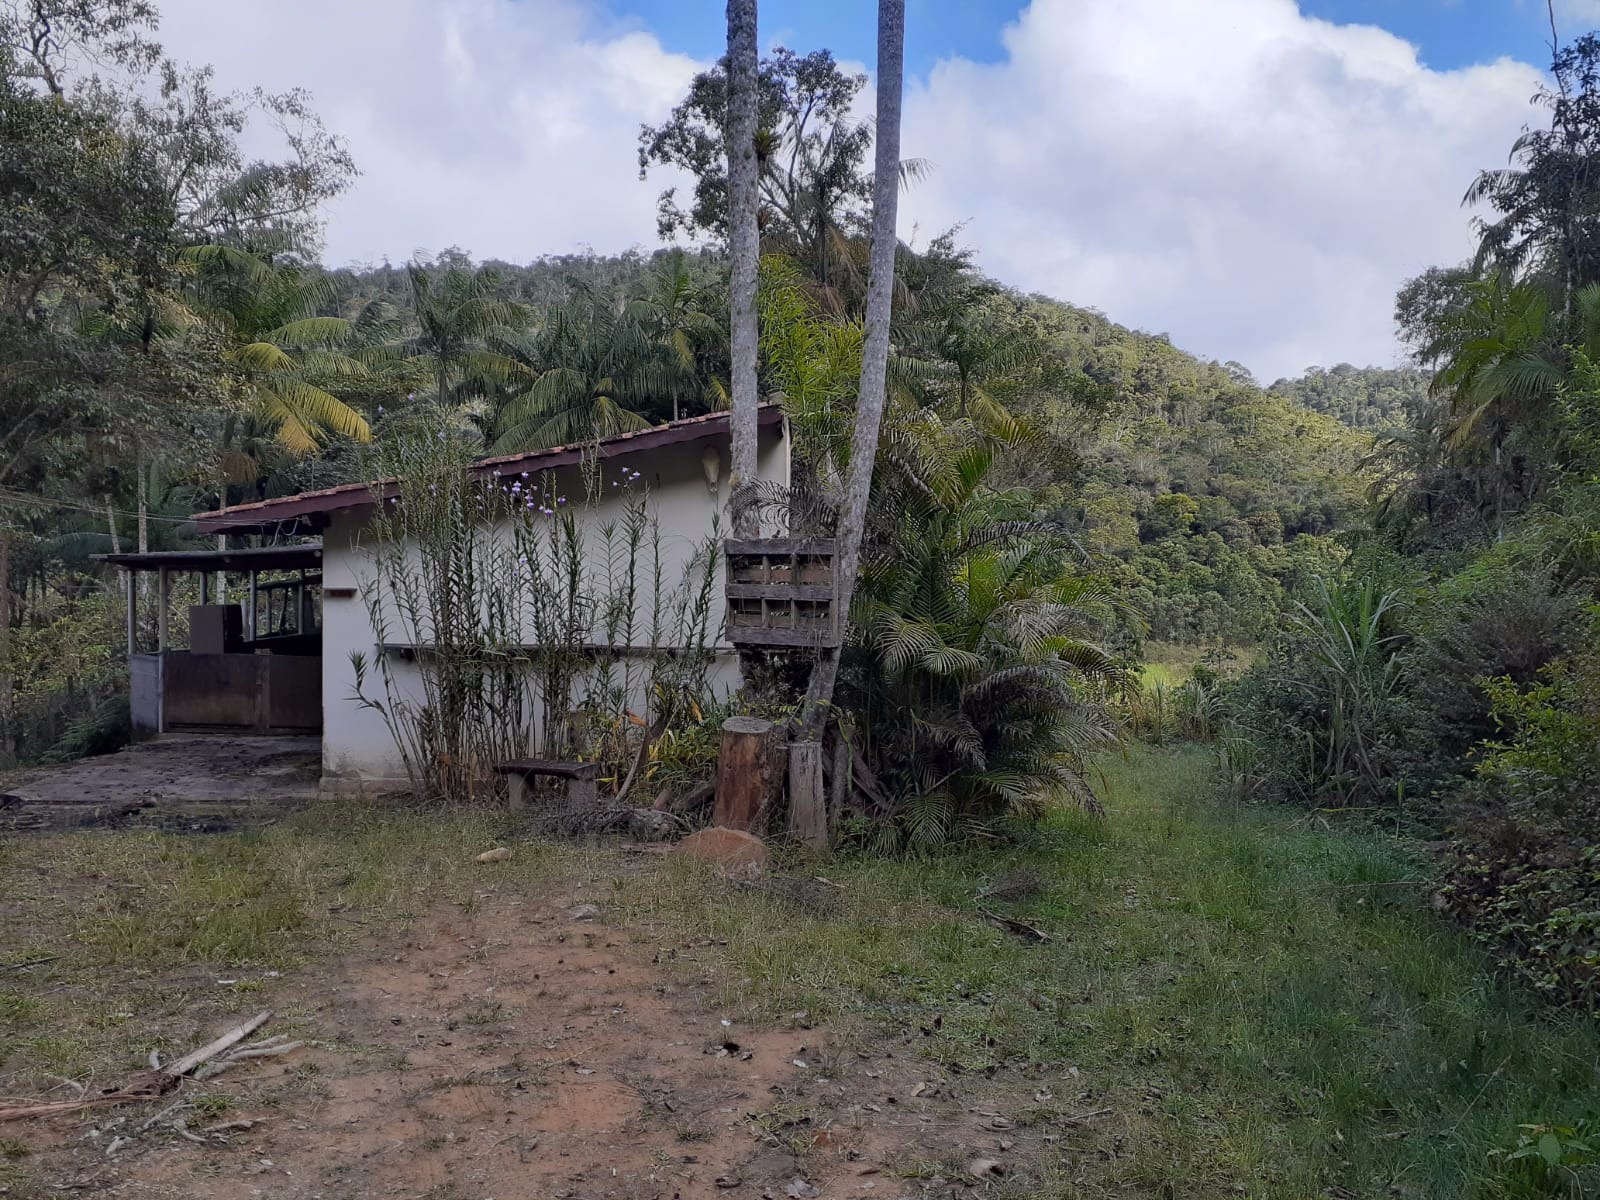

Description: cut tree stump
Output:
[787,740,827,851]
[713,716,775,831]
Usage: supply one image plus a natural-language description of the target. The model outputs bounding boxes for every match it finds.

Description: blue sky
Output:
[606,0,1565,78]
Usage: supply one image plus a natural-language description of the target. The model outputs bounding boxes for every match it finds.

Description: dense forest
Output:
[1267,362,1431,428]
[3,0,1598,1012]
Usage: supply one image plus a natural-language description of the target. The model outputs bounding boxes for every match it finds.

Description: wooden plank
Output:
[727,625,840,648]
[253,654,271,733]
[714,716,775,830]
[724,538,837,557]
[162,653,262,729]
[267,655,322,730]
[125,569,138,655]
[787,740,827,851]
[725,583,835,601]
[494,759,601,779]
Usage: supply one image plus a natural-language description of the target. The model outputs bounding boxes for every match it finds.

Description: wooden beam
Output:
[725,582,834,601]
[724,538,837,557]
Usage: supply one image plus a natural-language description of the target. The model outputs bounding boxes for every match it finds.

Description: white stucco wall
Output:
[320,422,788,788]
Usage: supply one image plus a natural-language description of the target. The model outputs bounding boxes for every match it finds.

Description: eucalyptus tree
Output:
[640,47,888,308]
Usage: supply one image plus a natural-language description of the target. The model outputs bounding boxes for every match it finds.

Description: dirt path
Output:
[18,892,1018,1199]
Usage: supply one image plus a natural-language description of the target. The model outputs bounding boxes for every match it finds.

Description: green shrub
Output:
[1486,1117,1600,1198]
[1441,652,1600,1009]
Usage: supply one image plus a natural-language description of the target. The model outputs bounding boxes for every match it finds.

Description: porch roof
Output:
[96,544,324,573]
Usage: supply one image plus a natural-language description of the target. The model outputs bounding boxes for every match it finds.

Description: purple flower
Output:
[556,496,566,506]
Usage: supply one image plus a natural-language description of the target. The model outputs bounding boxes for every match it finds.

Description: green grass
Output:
[620,746,1600,1199]
[0,753,1594,1198]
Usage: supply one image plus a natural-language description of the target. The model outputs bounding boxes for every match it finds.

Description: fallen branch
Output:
[164,1010,273,1077]
[0,955,59,973]
[0,1010,276,1123]
[978,908,1052,943]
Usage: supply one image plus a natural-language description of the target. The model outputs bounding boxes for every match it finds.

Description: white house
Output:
[107,408,794,792]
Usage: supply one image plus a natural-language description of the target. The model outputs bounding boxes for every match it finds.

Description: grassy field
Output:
[1,747,1596,1197]
[625,747,1600,1197]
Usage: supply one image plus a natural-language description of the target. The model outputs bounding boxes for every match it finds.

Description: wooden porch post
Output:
[125,569,139,656]
[156,568,171,653]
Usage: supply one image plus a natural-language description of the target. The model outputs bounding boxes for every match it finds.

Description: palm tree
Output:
[630,253,726,419]
[1423,274,1600,517]
[895,293,1044,449]
[187,248,371,457]
[387,261,526,408]
[847,431,1120,846]
[487,287,678,452]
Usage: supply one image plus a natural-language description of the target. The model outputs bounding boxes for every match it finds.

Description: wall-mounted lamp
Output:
[701,445,722,497]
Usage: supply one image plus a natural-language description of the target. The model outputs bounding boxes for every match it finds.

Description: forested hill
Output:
[316,253,1374,648]
[1267,363,1432,429]
[993,294,1370,645]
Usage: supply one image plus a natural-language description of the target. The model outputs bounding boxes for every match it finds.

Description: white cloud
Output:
[150,0,1543,377]
[151,0,700,267]
[899,0,1544,378]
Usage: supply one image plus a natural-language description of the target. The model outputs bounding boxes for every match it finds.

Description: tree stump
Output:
[787,739,827,851]
[714,716,775,831]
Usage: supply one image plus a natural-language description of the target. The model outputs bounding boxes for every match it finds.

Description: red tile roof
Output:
[193,406,782,532]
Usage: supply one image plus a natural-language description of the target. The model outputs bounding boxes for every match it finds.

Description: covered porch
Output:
[100,545,325,737]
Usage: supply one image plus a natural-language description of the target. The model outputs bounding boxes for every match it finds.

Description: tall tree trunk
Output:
[0,526,12,766]
[136,449,150,558]
[798,0,905,737]
[726,0,761,537]
[105,499,121,555]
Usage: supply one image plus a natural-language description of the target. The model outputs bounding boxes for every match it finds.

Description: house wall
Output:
[319,423,789,789]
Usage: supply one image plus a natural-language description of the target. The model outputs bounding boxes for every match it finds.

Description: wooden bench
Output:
[493,759,600,810]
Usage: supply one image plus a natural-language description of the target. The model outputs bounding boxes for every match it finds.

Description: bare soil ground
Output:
[3,886,1039,1200]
